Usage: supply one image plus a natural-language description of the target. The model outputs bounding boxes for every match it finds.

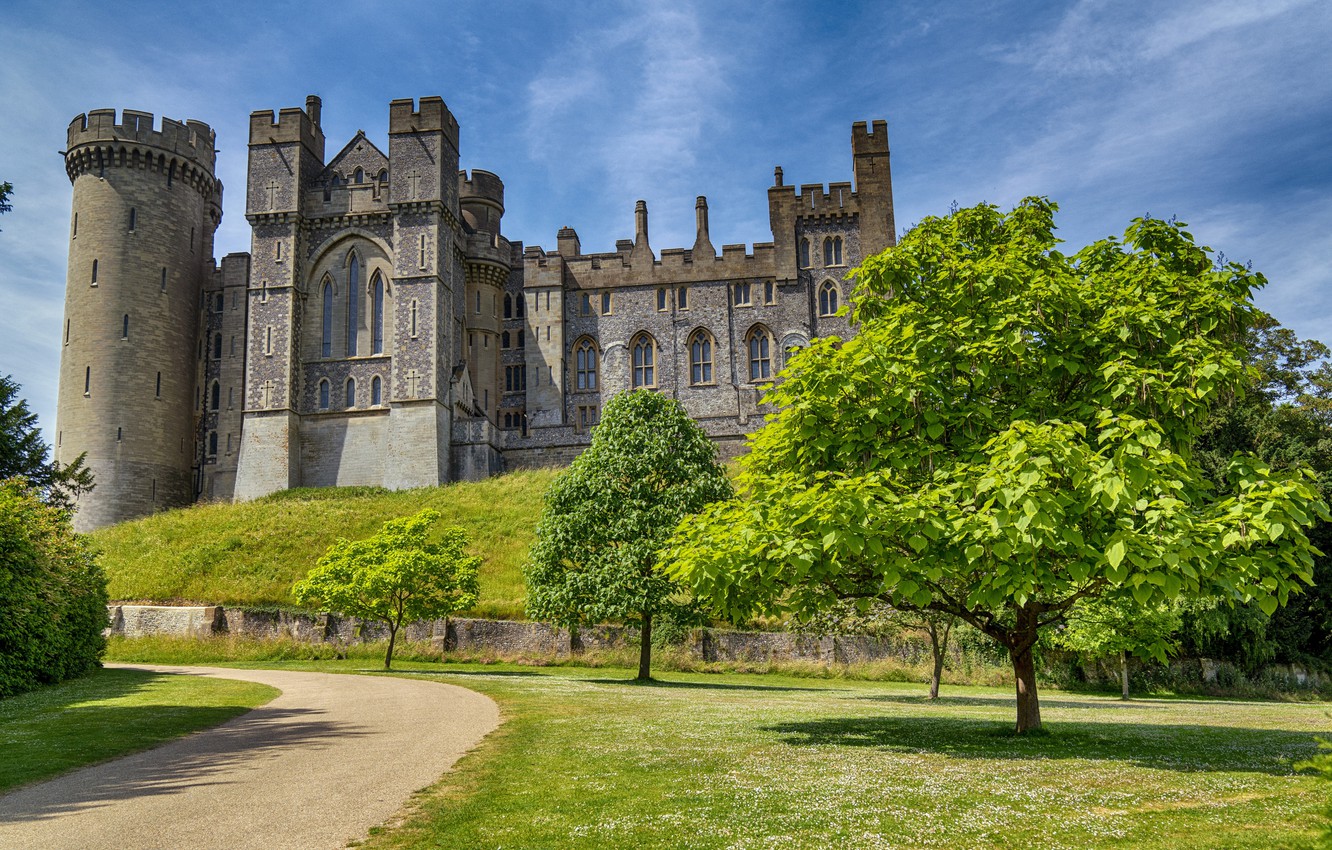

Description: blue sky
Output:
[2,0,1330,442]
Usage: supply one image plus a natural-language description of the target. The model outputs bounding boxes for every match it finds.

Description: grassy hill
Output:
[91,469,558,620]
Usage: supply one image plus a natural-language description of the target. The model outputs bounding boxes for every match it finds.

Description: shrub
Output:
[0,479,108,697]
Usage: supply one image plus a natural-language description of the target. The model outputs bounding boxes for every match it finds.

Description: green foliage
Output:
[1052,596,1182,666]
[0,375,94,511]
[1297,738,1332,849]
[666,198,1329,732]
[93,470,555,617]
[1187,317,1332,669]
[525,389,732,679]
[293,509,480,668]
[0,479,108,697]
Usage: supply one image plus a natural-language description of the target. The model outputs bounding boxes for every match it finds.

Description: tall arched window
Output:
[631,334,655,388]
[346,254,360,356]
[213,333,222,359]
[502,331,511,349]
[818,280,840,316]
[371,272,385,354]
[319,379,330,410]
[504,293,513,319]
[371,375,382,405]
[346,378,356,408]
[211,381,221,411]
[575,337,598,390]
[747,326,773,382]
[688,329,713,385]
[799,238,811,268]
[823,236,843,266]
[517,329,525,349]
[321,276,333,358]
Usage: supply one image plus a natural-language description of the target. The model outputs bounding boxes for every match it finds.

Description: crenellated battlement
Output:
[388,97,459,152]
[851,119,889,155]
[459,169,504,207]
[67,109,217,171]
[249,104,323,156]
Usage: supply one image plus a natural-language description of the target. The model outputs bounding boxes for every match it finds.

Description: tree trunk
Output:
[1120,649,1130,700]
[384,621,398,670]
[927,619,946,700]
[637,611,653,681]
[1011,642,1042,733]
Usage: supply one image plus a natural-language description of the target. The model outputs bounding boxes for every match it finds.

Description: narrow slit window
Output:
[211,381,221,411]
[371,273,384,354]
[372,375,382,405]
[160,267,167,291]
[91,259,98,285]
[410,299,418,338]
[128,208,136,231]
[156,372,161,398]
[419,234,427,269]
[321,278,333,358]
[84,366,91,395]
[64,319,70,345]
[122,314,129,339]
[346,378,356,408]
[347,255,360,356]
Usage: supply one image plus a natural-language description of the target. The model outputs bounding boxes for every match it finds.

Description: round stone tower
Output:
[459,169,510,424]
[56,109,222,531]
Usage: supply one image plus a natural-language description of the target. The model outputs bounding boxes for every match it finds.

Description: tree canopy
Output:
[664,198,1328,732]
[0,375,94,511]
[293,509,480,669]
[525,389,732,680]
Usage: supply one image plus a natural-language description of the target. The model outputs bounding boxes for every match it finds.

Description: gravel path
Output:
[0,665,500,850]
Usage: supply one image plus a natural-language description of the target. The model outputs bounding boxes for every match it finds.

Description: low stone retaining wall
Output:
[105,604,938,665]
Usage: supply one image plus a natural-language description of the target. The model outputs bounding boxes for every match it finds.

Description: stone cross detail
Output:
[406,170,422,200]
[406,370,421,398]
[265,180,280,211]
[261,380,274,409]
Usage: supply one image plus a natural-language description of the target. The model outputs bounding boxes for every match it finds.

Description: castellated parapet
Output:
[59,97,894,528]
[57,110,223,531]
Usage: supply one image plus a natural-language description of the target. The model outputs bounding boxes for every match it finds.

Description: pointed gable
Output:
[320,130,389,186]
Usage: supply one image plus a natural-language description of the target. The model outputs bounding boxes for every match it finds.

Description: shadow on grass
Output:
[585,677,835,693]
[0,673,361,823]
[858,693,1180,712]
[407,668,551,679]
[762,712,1321,775]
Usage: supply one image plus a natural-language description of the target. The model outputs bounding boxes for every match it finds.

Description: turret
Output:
[57,109,223,530]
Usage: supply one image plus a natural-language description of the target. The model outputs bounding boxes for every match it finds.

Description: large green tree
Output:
[293,509,480,669]
[525,389,732,680]
[0,375,94,511]
[0,479,108,697]
[665,198,1327,732]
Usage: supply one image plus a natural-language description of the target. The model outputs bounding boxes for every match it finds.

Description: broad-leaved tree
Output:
[294,509,480,669]
[665,198,1327,732]
[525,389,732,680]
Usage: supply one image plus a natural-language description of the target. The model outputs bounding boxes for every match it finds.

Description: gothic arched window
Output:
[371,272,385,354]
[321,276,333,358]
[346,253,360,356]
[823,235,843,266]
[747,326,773,382]
[818,280,840,317]
[319,379,330,410]
[575,337,598,391]
[799,238,810,268]
[213,333,222,359]
[688,329,714,385]
[631,333,655,388]
[210,381,221,411]
[371,375,382,406]
[504,293,513,319]
[346,378,356,408]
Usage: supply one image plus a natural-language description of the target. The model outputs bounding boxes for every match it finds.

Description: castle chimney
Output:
[634,199,649,246]
[631,200,654,264]
[693,196,715,258]
[306,95,322,128]
[774,166,784,187]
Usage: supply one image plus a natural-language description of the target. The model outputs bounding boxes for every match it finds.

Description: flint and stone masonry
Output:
[57,95,895,530]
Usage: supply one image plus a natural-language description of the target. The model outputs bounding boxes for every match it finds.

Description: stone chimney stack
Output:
[693,195,715,258]
[305,95,321,128]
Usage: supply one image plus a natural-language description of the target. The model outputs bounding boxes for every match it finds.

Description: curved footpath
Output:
[0,665,500,850]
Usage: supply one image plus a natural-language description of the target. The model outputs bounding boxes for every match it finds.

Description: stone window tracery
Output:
[747,326,773,382]
[818,280,840,316]
[632,333,655,388]
[688,329,714,385]
[575,337,598,391]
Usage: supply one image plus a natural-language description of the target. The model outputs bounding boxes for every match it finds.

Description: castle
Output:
[55,96,895,531]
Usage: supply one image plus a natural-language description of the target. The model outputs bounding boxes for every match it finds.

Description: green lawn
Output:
[92,469,556,619]
[101,640,1332,849]
[0,667,278,792]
